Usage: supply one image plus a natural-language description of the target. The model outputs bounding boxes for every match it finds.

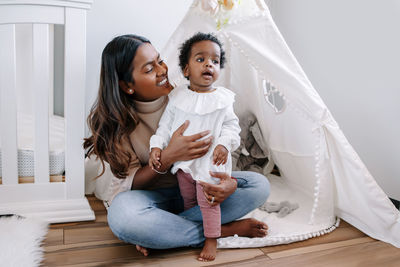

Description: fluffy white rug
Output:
[0,216,48,267]
[218,175,339,248]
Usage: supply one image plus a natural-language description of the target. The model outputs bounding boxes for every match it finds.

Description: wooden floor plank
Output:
[260,225,367,254]
[110,248,266,267]
[267,240,400,267]
[45,239,126,253]
[217,241,400,267]
[64,225,117,245]
[43,244,142,266]
[42,195,400,266]
[266,237,374,259]
[92,212,108,223]
[337,220,353,228]
[49,219,99,229]
[86,195,107,212]
[44,228,64,246]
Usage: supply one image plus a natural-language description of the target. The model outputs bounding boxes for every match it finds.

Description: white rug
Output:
[218,175,339,248]
[0,216,48,267]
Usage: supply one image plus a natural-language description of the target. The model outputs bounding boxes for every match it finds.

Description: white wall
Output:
[267,0,400,199]
[84,0,400,199]
[85,0,192,126]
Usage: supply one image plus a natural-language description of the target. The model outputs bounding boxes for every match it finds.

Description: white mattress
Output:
[0,113,65,177]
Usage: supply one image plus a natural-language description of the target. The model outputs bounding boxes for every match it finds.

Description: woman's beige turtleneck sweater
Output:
[85,96,177,206]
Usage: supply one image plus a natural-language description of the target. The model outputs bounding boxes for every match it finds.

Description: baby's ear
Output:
[183,64,189,78]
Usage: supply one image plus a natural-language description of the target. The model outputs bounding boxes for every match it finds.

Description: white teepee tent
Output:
[162,0,400,248]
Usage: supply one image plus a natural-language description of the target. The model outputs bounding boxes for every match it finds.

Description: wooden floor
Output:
[43,195,400,267]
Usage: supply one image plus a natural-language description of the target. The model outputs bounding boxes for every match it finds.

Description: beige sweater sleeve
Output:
[84,148,141,205]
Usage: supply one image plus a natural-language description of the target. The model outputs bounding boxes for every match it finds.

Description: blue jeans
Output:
[107,171,270,249]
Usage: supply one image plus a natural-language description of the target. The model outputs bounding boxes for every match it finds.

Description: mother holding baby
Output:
[84,34,270,260]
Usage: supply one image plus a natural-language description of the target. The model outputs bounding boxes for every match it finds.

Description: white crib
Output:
[0,0,95,223]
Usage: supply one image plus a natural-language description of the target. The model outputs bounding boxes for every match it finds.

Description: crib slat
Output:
[64,8,86,198]
[33,24,50,183]
[0,24,18,185]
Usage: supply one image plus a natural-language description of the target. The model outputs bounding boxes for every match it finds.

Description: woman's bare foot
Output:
[221,218,268,238]
[136,245,149,256]
[198,238,217,261]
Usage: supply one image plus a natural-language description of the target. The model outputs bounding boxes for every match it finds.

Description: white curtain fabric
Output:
[162,0,400,248]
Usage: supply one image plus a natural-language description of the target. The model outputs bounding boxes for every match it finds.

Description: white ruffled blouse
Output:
[150,85,241,184]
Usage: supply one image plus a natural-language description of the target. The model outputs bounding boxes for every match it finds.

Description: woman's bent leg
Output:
[107,188,205,249]
[221,171,270,223]
[107,172,269,249]
[180,171,270,224]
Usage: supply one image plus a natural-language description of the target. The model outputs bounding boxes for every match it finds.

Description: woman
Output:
[84,34,270,258]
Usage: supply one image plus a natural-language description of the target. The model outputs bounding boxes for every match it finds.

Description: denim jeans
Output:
[107,171,270,249]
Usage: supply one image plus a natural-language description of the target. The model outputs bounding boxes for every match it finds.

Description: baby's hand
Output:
[213,145,228,166]
[149,148,162,170]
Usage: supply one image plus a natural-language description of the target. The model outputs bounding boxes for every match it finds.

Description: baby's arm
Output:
[149,104,175,169]
[149,148,162,169]
[213,144,228,165]
[214,105,241,165]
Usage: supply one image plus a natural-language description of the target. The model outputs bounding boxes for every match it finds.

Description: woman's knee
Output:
[107,191,148,240]
[252,172,270,191]
[234,171,270,205]
[109,190,143,217]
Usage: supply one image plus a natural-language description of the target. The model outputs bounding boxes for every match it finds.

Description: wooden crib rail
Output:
[0,24,18,185]
[33,23,51,183]
[0,0,94,223]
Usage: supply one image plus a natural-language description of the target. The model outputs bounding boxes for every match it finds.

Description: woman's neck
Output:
[133,95,167,114]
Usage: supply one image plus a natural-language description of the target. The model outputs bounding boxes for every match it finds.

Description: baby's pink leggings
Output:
[176,169,221,238]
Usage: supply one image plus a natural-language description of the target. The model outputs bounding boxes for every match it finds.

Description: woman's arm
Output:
[158,120,213,171]
[132,121,213,190]
[131,164,162,189]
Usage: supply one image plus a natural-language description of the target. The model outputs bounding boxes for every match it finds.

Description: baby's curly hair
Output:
[178,32,226,75]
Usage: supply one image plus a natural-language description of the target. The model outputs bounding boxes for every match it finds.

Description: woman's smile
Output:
[157,77,169,87]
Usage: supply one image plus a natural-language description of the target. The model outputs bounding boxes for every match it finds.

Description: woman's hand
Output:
[160,121,212,170]
[198,171,237,206]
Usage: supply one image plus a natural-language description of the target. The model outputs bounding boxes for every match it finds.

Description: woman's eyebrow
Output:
[141,54,160,69]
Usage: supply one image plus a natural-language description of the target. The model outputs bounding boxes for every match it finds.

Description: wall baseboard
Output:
[390,198,400,210]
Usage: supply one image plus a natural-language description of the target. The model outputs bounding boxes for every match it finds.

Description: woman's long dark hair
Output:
[84,34,150,179]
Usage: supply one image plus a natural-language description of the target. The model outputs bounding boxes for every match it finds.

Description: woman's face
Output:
[129,43,173,102]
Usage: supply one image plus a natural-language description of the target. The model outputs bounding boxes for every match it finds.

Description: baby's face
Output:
[184,40,221,92]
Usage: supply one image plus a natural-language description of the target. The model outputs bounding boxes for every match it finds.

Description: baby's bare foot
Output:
[136,245,149,256]
[221,218,268,238]
[198,238,217,262]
